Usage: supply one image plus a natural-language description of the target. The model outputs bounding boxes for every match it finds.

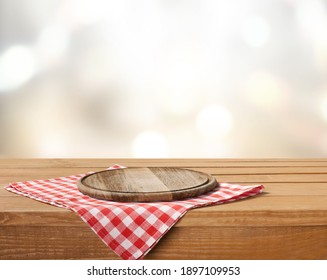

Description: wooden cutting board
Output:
[77,167,218,202]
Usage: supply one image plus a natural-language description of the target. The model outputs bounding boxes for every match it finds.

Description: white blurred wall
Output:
[1,0,327,158]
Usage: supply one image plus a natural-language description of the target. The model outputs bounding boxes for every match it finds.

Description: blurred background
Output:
[1,0,327,158]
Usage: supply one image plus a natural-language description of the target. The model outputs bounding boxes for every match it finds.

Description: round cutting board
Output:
[77,167,218,202]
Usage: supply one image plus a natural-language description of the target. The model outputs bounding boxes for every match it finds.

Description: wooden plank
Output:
[0,197,69,213]
[2,172,327,186]
[193,166,327,175]
[216,174,327,183]
[2,182,327,197]
[0,188,20,196]
[145,226,327,260]
[0,210,81,227]
[2,162,327,177]
[0,225,118,260]
[2,195,327,213]
[2,158,327,169]
[0,167,101,177]
[1,225,326,260]
[3,166,327,177]
[258,182,327,195]
[1,196,326,227]
[1,206,326,228]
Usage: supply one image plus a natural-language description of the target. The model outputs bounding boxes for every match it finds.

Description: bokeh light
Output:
[243,70,291,111]
[241,16,271,48]
[196,105,233,140]
[36,24,70,67]
[0,45,37,92]
[132,131,169,158]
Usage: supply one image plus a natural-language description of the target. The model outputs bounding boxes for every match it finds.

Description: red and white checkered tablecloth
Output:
[4,165,264,260]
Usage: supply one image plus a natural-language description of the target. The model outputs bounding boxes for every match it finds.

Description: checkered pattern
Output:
[4,165,264,260]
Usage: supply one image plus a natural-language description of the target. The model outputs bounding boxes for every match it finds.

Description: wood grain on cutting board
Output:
[77,167,218,202]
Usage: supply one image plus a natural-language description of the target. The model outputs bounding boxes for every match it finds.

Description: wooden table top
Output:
[1,158,327,260]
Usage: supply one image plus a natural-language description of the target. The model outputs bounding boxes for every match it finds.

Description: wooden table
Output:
[1,159,327,260]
